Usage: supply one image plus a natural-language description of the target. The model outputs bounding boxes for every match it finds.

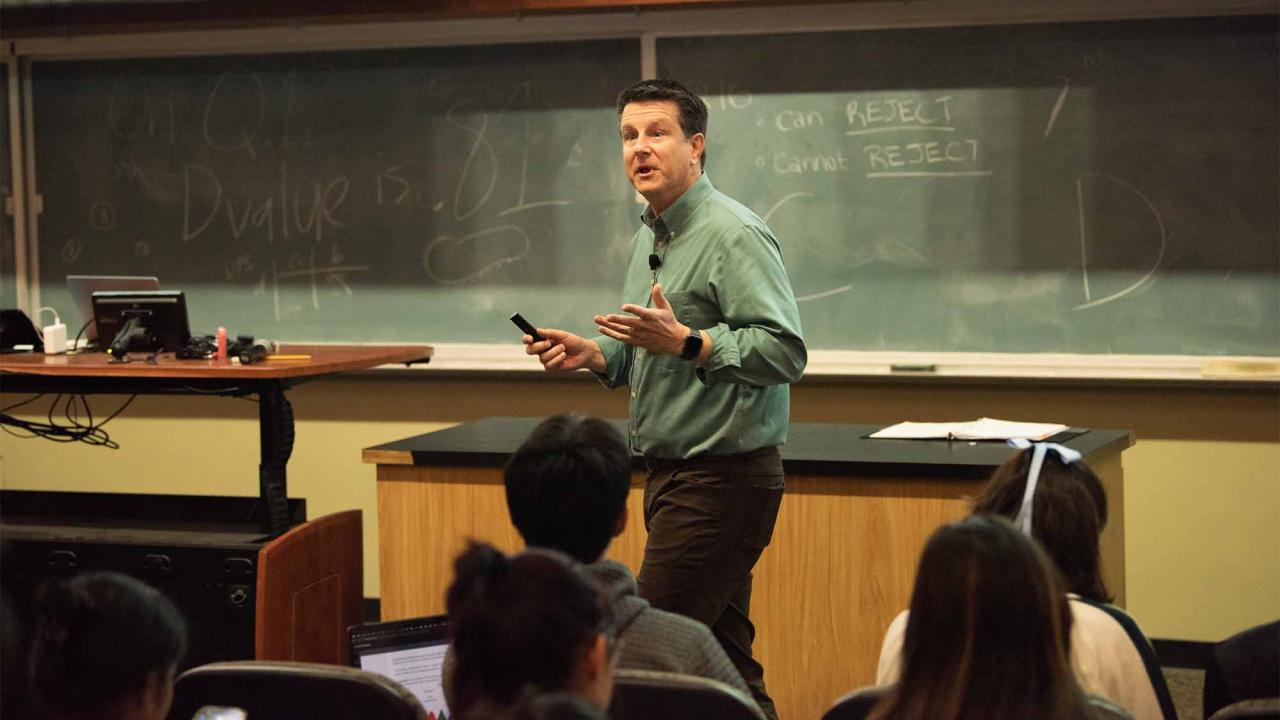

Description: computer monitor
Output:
[67,275,160,341]
[91,290,192,354]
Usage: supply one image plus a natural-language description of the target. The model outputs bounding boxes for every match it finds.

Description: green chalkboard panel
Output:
[33,40,640,343]
[1,63,16,309]
[28,17,1280,356]
[661,16,1278,355]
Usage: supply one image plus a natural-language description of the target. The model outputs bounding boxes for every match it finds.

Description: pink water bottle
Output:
[216,326,228,363]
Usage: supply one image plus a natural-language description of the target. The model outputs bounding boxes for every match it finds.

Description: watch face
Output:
[681,332,702,360]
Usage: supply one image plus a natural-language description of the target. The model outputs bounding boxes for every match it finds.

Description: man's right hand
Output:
[524,328,606,374]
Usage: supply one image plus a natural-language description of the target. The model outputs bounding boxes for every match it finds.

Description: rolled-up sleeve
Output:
[697,226,806,387]
[595,335,634,389]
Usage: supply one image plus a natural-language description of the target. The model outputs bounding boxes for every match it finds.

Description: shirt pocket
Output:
[664,290,718,331]
[650,290,718,375]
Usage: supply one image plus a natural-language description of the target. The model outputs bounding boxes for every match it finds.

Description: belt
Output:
[640,446,778,473]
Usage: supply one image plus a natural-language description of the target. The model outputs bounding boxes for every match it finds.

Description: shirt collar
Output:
[640,173,714,238]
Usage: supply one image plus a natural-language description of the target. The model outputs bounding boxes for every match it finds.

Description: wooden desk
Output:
[1,344,431,533]
[364,417,1131,720]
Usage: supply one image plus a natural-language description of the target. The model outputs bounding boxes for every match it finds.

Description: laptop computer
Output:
[67,275,160,342]
[348,614,452,719]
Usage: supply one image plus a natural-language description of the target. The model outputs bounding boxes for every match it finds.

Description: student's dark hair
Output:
[446,542,613,717]
[870,515,1089,720]
[27,571,187,719]
[616,79,709,168]
[504,415,631,563]
[972,448,1112,602]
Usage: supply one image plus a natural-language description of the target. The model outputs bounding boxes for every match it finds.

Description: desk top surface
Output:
[0,344,432,380]
[365,416,1132,477]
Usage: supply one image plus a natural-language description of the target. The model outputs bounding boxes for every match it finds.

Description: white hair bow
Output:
[1006,438,1083,535]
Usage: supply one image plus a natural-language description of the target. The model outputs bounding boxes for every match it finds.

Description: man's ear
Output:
[690,133,705,165]
[614,508,628,538]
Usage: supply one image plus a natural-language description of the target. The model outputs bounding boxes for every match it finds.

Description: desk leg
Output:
[258,381,294,535]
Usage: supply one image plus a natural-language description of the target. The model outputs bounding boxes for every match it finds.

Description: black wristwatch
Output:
[680,330,703,361]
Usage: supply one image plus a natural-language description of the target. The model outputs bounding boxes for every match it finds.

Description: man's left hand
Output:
[595,283,689,355]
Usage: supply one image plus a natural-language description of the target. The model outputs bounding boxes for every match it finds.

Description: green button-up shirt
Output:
[597,174,806,459]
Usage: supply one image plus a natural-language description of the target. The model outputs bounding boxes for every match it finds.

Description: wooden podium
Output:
[365,417,1132,720]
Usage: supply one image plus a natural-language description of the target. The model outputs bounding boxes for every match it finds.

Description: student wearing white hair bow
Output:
[876,440,1177,720]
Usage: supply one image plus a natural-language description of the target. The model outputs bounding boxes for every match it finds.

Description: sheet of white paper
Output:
[870,417,1067,440]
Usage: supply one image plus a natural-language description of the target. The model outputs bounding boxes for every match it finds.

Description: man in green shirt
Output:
[523,79,805,719]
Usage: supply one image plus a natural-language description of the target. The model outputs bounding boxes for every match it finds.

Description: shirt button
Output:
[630,391,637,399]
[630,428,637,436]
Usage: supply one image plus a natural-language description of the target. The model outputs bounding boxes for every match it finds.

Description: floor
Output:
[1165,667,1206,720]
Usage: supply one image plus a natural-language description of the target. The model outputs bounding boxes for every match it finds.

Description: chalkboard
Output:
[1,63,16,309]
[33,40,640,343]
[29,17,1280,356]
[660,16,1278,355]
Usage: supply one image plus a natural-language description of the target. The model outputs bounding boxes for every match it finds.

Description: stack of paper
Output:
[870,417,1067,441]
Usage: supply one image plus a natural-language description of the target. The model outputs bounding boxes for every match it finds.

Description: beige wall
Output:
[2,373,1276,641]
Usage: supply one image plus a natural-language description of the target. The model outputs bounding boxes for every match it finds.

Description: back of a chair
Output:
[821,685,888,720]
[608,669,765,720]
[1210,699,1280,720]
[166,660,428,720]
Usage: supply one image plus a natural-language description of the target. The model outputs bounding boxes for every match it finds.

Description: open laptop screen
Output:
[349,614,451,719]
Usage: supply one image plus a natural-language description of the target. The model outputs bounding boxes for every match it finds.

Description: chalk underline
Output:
[865,171,994,178]
[846,126,957,136]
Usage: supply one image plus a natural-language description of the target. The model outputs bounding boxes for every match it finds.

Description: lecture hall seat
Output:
[166,660,427,720]
[608,668,765,720]
[821,685,1134,720]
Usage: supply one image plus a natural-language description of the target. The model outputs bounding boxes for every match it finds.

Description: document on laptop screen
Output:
[358,643,451,719]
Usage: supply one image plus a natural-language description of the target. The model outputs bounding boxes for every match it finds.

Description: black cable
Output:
[0,394,44,414]
[95,394,137,428]
[0,393,136,449]
[47,393,61,433]
[69,318,95,353]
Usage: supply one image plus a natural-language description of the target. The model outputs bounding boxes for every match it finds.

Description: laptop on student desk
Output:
[67,275,160,342]
[349,614,452,719]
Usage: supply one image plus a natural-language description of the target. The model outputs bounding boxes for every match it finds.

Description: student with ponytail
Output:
[27,571,186,720]
[445,542,617,720]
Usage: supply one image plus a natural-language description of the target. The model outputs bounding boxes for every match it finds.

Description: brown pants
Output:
[636,446,784,720]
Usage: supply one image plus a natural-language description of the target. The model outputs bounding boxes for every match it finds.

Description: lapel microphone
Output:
[648,253,662,271]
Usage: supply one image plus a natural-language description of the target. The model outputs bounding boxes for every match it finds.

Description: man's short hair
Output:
[616,79,709,168]
[504,415,631,563]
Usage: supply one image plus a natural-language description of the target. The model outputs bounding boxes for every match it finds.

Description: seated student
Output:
[501,414,749,693]
[868,515,1131,720]
[446,542,617,720]
[1202,620,1280,719]
[877,441,1173,720]
[27,571,187,720]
